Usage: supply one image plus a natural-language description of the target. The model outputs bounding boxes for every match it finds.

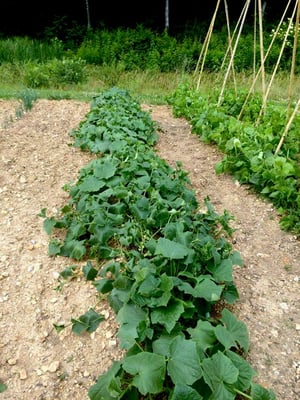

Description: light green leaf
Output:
[122,352,166,395]
[79,175,106,192]
[167,336,202,385]
[155,238,189,259]
[202,351,239,400]
[0,383,7,393]
[193,277,224,302]
[170,384,203,400]
[151,299,184,333]
[43,217,56,235]
[94,159,117,179]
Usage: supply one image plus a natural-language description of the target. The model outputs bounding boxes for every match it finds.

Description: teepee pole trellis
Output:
[258,0,266,103]
[195,0,222,89]
[218,0,237,94]
[238,0,294,120]
[287,0,300,116]
[256,1,298,125]
[275,98,300,155]
[253,0,257,85]
[217,0,251,106]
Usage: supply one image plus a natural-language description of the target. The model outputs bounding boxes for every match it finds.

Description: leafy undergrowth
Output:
[168,85,300,235]
[42,87,276,399]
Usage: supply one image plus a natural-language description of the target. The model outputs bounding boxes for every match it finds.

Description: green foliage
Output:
[0,37,64,63]
[24,58,87,88]
[43,87,276,399]
[168,85,300,234]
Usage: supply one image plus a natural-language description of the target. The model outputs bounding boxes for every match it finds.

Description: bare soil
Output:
[0,99,299,400]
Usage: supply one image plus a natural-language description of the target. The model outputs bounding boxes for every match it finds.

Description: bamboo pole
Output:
[219,0,249,73]
[194,0,222,89]
[217,0,251,106]
[275,98,300,155]
[287,0,300,115]
[258,0,266,102]
[238,0,294,120]
[253,0,257,85]
[221,0,237,94]
[256,2,297,125]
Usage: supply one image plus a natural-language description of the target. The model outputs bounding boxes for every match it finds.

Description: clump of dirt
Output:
[0,100,299,399]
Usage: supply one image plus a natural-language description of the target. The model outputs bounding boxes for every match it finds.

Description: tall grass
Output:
[0,37,65,63]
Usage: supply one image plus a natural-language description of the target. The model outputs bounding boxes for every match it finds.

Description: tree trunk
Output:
[165,0,169,31]
[86,0,91,30]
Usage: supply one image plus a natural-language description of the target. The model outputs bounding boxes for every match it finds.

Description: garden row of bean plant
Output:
[168,85,300,235]
[42,87,276,399]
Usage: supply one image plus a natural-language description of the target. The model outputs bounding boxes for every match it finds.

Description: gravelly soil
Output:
[0,99,299,399]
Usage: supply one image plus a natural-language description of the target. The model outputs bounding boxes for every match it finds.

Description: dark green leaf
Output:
[117,304,148,349]
[202,351,239,400]
[151,299,184,333]
[250,383,277,400]
[71,308,104,335]
[187,320,217,351]
[82,261,98,281]
[167,336,202,385]
[171,384,203,400]
[226,350,256,391]
[216,309,249,352]
[93,278,114,294]
[88,361,122,400]
[122,352,166,395]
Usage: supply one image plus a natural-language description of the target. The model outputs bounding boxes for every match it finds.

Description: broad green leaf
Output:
[88,361,122,400]
[93,278,114,294]
[151,299,184,333]
[215,309,249,352]
[171,384,203,400]
[155,238,189,259]
[193,277,224,302]
[61,239,86,260]
[138,274,160,296]
[71,308,105,335]
[48,240,61,256]
[187,320,216,351]
[250,383,277,400]
[117,304,148,349]
[122,352,166,395]
[209,258,233,283]
[167,336,202,385]
[226,350,256,391]
[0,383,7,393]
[78,176,105,192]
[94,159,117,179]
[43,217,56,235]
[202,351,239,400]
[152,332,184,357]
[82,261,98,281]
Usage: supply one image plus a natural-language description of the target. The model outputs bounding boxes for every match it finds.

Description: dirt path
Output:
[0,100,299,399]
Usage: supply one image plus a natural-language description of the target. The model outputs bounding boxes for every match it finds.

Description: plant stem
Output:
[234,388,253,399]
